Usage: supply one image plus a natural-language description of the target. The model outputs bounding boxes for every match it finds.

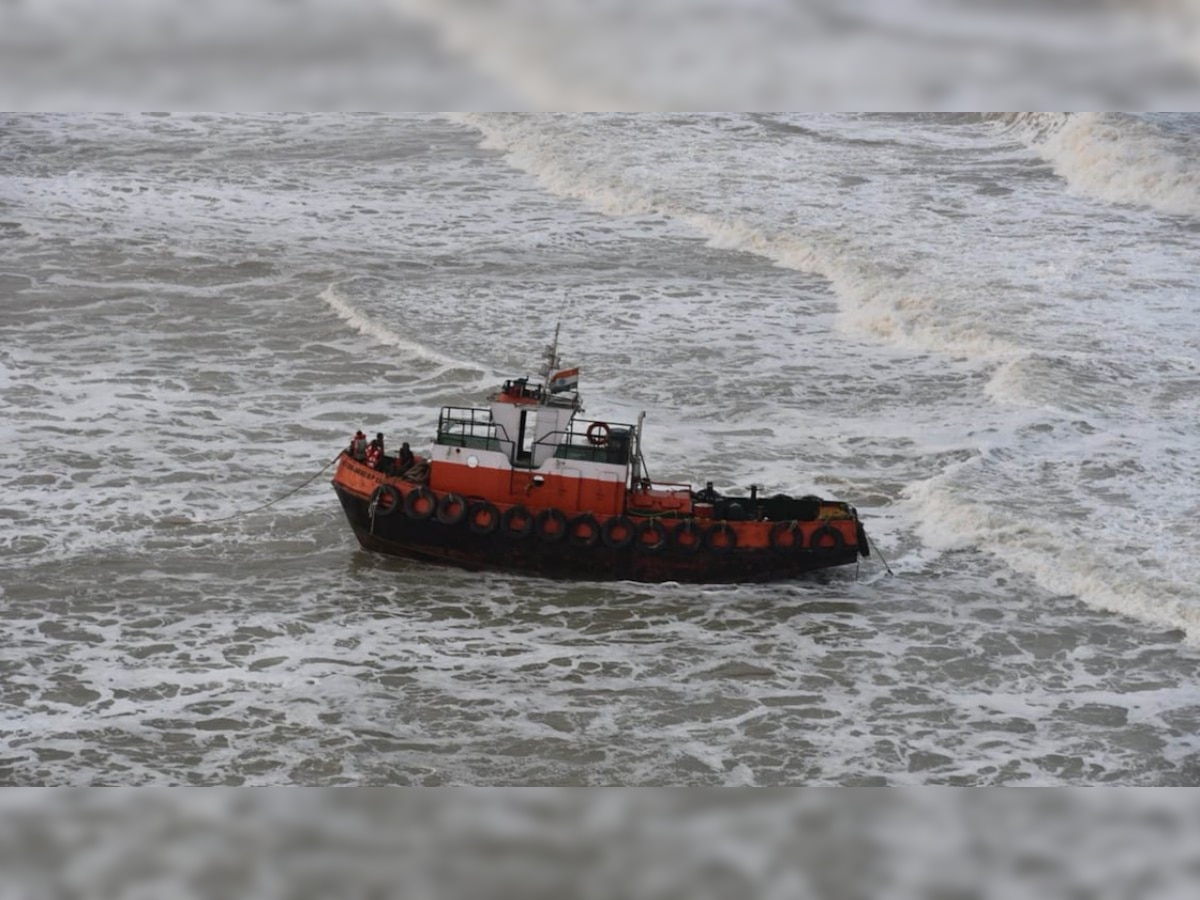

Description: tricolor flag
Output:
[549,367,579,393]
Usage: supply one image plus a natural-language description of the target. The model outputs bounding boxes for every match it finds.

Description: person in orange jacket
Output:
[365,438,383,469]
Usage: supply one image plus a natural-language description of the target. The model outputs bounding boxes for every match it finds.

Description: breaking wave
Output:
[992,112,1200,218]
[905,464,1200,643]
[319,285,491,378]
[456,114,1021,364]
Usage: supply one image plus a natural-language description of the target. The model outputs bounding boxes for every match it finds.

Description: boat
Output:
[331,330,870,582]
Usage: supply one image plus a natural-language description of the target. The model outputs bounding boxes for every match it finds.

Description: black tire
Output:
[769,520,803,552]
[467,501,500,535]
[535,508,567,543]
[501,504,534,540]
[404,486,436,521]
[601,516,636,550]
[635,519,668,553]
[855,521,870,558]
[810,524,845,551]
[568,514,601,548]
[706,522,737,553]
[435,492,468,527]
[672,519,704,555]
[369,484,401,517]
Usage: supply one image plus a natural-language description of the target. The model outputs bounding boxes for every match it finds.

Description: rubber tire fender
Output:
[672,519,704,554]
[855,521,870,558]
[369,484,401,517]
[435,492,468,527]
[404,486,437,521]
[535,508,568,543]
[706,522,738,553]
[810,524,846,551]
[769,520,803,552]
[501,504,534,540]
[467,501,500,535]
[567,513,601,548]
[635,519,668,553]
[601,515,636,550]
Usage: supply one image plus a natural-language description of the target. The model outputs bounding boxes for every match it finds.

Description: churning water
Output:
[3,113,1200,785]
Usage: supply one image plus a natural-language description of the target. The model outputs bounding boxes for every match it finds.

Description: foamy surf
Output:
[905,465,1200,643]
[319,284,494,384]
[995,112,1200,218]
[457,114,1024,365]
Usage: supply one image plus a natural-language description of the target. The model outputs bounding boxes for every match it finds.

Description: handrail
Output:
[632,479,693,492]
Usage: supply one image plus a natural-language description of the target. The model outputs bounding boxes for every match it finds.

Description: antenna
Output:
[541,321,561,380]
[541,288,572,378]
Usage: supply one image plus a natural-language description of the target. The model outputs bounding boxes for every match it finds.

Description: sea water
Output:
[2,113,1200,785]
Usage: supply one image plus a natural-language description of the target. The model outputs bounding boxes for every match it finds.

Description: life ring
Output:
[601,516,636,550]
[635,519,668,552]
[435,492,468,527]
[586,421,611,446]
[810,524,845,551]
[467,501,500,535]
[369,484,400,517]
[706,522,737,553]
[535,508,567,543]
[672,519,704,554]
[567,514,601,548]
[501,504,534,540]
[403,486,437,521]
[769,520,803,552]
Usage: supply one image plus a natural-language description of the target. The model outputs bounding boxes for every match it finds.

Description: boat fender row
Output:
[367,486,852,554]
[769,521,846,552]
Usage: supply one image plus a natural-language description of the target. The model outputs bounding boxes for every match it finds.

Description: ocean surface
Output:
[3,112,1200,786]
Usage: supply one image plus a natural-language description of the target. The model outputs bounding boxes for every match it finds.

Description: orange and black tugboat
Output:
[332,331,870,583]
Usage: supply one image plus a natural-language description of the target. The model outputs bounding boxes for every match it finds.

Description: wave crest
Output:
[995,112,1200,217]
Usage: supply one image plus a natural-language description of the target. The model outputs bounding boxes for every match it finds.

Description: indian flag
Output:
[549,367,579,393]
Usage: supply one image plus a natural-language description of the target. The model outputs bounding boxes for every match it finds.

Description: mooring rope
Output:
[869,533,895,577]
[169,453,343,526]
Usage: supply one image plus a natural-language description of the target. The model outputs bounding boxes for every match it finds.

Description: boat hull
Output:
[334,484,860,584]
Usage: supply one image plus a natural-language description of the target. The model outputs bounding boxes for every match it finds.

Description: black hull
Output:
[335,486,859,584]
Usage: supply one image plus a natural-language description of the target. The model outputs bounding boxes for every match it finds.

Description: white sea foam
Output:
[457,114,1024,364]
[905,464,1200,643]
[998,112,1200,217]
[318,284,489,376]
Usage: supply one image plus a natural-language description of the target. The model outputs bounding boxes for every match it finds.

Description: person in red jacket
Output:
[365,438,382,470]
[348,430,367,460]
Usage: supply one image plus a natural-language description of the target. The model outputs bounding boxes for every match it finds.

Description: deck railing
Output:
[436,407,511,454]
[437,408,637,468]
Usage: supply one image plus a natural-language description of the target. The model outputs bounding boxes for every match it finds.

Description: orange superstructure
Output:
[331,333,870,583]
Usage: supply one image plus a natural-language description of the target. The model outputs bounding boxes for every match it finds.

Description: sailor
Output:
[395,441,415,474]
[365,436,383,470]
[349,430,367,460]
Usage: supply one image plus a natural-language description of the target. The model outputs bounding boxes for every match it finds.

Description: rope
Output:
[869,533,895,577]
[171,453,343,526]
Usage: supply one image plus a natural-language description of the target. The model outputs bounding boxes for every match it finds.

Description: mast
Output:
[538,319,581,410]
[540,322,561,383]
[539,321,561,409]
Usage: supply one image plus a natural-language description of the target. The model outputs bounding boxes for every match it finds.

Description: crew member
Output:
[349,430,367,460]
[365,437,383,470]
[395,441,415,474]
